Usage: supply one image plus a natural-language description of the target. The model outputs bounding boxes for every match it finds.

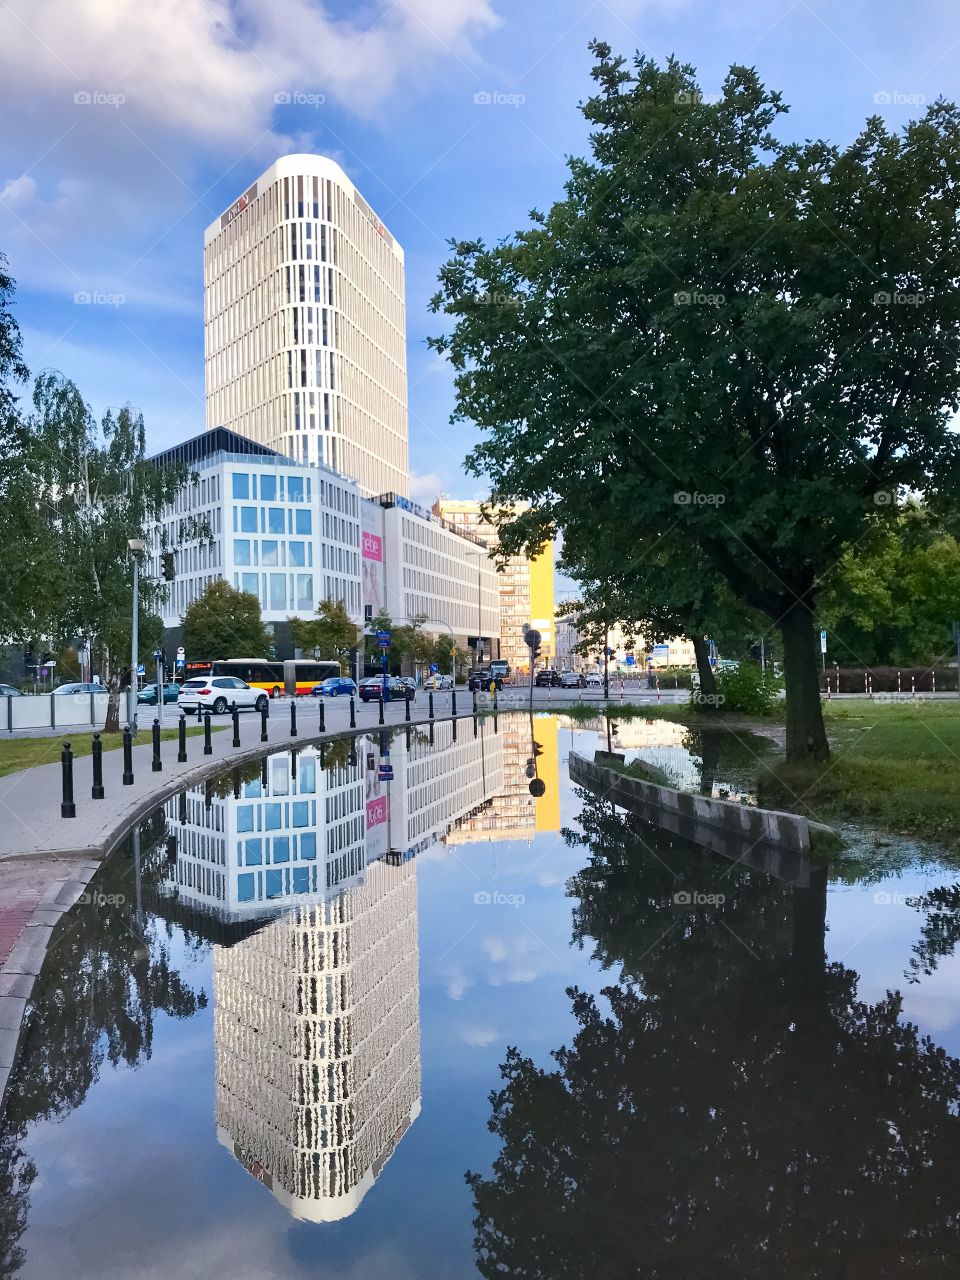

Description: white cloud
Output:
[461,1024,499,1046]
[408,469,446,505]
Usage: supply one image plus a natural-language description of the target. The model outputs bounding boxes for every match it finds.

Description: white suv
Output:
[178,676,269,715]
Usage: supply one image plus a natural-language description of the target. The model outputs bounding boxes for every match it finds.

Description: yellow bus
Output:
[208,658,340,698]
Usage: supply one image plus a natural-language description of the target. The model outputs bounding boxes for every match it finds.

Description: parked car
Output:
[469,668,503,692]
[53,682,104,695]
[177,675,269,715]
[423,673,454,690]
[312,677,358,698]
[535,669,561,687]
[584,671,603,687]
[137,681,181,706]
[559,671,585,689]
[358,676,415,703]
[0,684,23,697]
[398,676,418,695]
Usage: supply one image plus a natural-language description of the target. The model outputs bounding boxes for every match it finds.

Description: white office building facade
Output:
[204,155,409,497]
[148,428,362,655]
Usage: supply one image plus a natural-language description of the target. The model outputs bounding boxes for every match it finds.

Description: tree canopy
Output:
[290,598,359,662]
[182,579,270,660]
[431,45,960,761]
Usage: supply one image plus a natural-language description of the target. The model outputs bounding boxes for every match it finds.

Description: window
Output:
[299,757,316,794]
[233,539,251,566]
[236,806,255,833]
[299,832,316,859]
[261,540,279,566]
[267,507,285,534]
[288,476,304,502]
[272,836,290,863]
[265,870,284,899]
[271,758,290,794]
[259,473,277,501]
[270,574,286,610]
[232,473,249,499]
[292,801,309,828]
[241,572,259,597]
[240,506,258,533]
[245,839,263,866]
[264,803,282,830]
[293,866,310,893]
[237,873,255,902]
[289,541,306,567]
[295,510,311,535]
[297,575,313,610]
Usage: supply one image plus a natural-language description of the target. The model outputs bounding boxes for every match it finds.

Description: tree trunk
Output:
[779,602,829,763]
[689,634,718,709]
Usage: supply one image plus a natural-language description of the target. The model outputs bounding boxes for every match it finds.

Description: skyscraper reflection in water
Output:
[158,720,509,1221]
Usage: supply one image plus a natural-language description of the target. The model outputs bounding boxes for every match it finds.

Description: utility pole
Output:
[127,538,145,732]
[603,625,609,700]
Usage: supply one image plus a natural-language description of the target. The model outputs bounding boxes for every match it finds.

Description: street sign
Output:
[136,663,145,675]
[524,629,542,649]
[625,654,636,666]
[378,763,394,781]
[429,662,438,673]
[376,629,392,650]
[820,629,827,654]
[175,657,185,670]
[176,646,185,658]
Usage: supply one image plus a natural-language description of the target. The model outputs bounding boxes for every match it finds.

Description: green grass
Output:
[761,700,960,850]
[0,724,221,779]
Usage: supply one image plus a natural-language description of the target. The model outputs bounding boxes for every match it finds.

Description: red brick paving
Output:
[0,896,40,967]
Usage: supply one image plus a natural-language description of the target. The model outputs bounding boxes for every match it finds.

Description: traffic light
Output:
[161,551,176,581]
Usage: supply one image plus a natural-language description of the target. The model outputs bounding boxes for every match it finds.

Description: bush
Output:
[712,662,782,716]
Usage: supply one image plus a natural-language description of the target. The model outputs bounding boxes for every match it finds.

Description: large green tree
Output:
[431,47,960,761]
[182,579,269,662]
[290,597,359,666]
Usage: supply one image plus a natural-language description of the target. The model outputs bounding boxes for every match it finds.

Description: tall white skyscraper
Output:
[204,155,409,497]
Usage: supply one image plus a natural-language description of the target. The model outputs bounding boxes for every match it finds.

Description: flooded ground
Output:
[1,714,958,1278]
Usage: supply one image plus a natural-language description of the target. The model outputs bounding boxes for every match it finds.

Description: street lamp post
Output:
[465,550,486,670]
[127,538,145,732]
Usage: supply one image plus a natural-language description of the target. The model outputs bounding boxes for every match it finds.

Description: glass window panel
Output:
[298,832,316,859]
[272,836,290,863]
[265,870,283,899]
[291,801,309,828]
[268,507,285,534]
[299,756,316,793]
[261,540,279,566]
[293,866,310,893]
[270,574,286,610]
[287,476,304,502]
[232,473,249,499]
[241,572,259,597]
[295,510,311,535]
[245,839,263,866]
[297,575,313,610]
[289,541,306,567]
[233,539,251,566]
[237,873,255,902]
[236,806,255,832]
[264,803,282,830]
[240,506,258,533]
[259,473,277,501]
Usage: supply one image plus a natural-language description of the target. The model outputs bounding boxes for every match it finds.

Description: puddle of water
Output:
[1,714,958,1278]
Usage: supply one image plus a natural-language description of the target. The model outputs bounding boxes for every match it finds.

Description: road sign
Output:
[820,629,827,654]
[625,654,636,666]
[176,646,185,658]
[175,657,185,670]
[429,662,438,673]
[136,663,145,675]
[376,629,392,650]
[378,763,394,781]
[524,629,542,649]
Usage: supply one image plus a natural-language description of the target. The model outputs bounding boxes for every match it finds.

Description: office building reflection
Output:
[156,722,507,1220]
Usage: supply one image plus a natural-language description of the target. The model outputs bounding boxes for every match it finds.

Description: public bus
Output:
[185,658,341,697]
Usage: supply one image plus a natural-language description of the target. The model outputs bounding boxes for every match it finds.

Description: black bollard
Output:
[260,701,268,742]
[91,732,105,799]
[318,699,325,733]
[197,703,203,723]
[349,696,356,728]
[231,702,240,748]
[473,714,478,738]
[452,688,458,716]
[405,725,412,750]
[493,711,499,735]
[122,725,134,786]
[203,709,212,755]
[177,713,187,763]
[378,694,385,726]
[290,699,298,738]
[291,748,298,781]
[179,790,187,825]
[151,718,162,772]
[429,720,434,745]
[404,693,411,722]
[452,716,458,742]
[472,689,477,714]
[204,779,213,810]
[260,755,268,788]
[349,742,357,767]
[428,691,434,720]
[232,767,241,799]
[60,741,76,818]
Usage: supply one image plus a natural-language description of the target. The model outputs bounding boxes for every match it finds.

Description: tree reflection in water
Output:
[0,813,209,1280]
[468,797,960,1279]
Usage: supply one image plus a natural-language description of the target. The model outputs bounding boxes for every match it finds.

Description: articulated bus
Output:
[183,658,340,697]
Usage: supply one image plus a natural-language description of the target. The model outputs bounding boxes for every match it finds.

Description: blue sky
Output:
[1,0,957,513]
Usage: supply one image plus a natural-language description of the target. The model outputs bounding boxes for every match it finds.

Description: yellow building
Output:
[433,499,555,674]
